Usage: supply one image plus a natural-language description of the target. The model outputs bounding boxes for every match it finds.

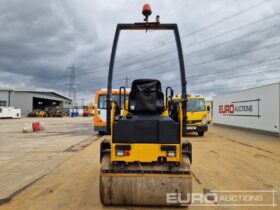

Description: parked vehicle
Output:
[173,94,208,136]
[94,89,129,134]
[37,110,48,117]
[27,109,40,117]
[0,107,21,119]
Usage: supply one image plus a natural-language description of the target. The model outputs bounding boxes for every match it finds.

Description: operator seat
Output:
[113,79,180,144]
[128,79,164,114]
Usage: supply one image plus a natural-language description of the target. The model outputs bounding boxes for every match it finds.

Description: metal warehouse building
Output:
[0,89,72,115]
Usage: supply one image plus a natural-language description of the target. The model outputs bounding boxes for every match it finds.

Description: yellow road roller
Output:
[99,4,192,207]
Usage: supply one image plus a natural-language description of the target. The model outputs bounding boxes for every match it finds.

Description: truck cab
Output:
[174,95,208,136]
[94,89,130,134]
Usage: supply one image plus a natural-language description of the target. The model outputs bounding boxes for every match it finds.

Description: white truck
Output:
[0,107,21,119]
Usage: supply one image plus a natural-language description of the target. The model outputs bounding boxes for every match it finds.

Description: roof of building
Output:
[212,81,280,98]
[0,88,13,91]
[0,88,72,101]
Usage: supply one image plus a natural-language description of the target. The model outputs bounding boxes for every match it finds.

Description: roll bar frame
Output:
[106,22,187,135]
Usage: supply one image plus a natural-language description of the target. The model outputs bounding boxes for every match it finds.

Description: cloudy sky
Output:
[0,0,280,103]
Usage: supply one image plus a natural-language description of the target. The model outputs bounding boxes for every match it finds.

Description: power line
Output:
[74,57,280,93]
[77,19,280,84]
[49,68,69,89]
[79,16,279,78]
[113,21,280,71]
[185,13,280,49]
[180,0,239,27]
[187,23,280,58]
[180,0,272,39]
[105,0,241,66]
[119,0,273,65]
[109,39,280,77]
[121,0,273,63]
[147,58,280,81]
[173,69,280,91]
[75,60,280,96]
[166,58,280,85]
[65,1,278,93]
[188,40,280,67]
[77,47,280,86]
[125,36,280,73]
[120,65,280,90]
[77,0,274,75]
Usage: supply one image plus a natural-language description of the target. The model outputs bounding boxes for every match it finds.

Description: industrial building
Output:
[0,89,72,115]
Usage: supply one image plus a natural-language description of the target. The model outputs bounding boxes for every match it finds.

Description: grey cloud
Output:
[0,0,280,104]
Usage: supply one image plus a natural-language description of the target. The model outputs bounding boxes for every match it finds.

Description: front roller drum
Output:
[100,173,192,206]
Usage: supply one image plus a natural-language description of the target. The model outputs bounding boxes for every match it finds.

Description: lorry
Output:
[174,94,208,136]
[94,88,129,134]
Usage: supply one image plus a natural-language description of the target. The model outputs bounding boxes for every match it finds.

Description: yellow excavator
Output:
[99,4,192,206]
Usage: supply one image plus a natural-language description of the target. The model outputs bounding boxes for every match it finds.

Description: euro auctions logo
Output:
[219,104,253,114]
[218,99,260,117]
[166,189,277,207]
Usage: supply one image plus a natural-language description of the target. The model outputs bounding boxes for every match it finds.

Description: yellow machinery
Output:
[37,110,48,117]
[174,95,208,136]
[99,4,192,206]
[51,106,63,117]
[83,102,94,117]
[88,102,94,116]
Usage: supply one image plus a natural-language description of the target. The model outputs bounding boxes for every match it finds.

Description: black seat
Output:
[128,79,164,114]
[113,79,179,144]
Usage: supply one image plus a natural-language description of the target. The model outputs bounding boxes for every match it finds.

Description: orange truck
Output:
[94,89,129,134]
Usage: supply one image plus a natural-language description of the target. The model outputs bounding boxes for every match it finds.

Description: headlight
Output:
[116,151,125,157]
[167,151,176,157]
[202,118,207,125]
